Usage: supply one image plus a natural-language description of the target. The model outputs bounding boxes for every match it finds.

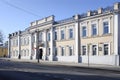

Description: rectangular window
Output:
[69,46,73,56]
[61,30,64,40]
[54,31,57,40]
[92,24,97,36]
[39,32,42,42]
[47,33,50,41]
[69,28,73,39]
[92,45,97,55]
[61,47,65,56]
[82,46,86,55]
[33,36,35,43]
[103,21,109,34]
[82,26,86,37]
[54,47,57,56]
[104,44,109,55]
[16,39,18,46]
[47,48,50,56]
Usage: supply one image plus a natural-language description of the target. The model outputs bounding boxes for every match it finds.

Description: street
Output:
[0,59,120,80]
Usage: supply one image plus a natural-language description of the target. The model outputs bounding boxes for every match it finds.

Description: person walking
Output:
[38,47,43,63]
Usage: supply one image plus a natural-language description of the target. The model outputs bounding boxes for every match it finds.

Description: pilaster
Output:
[49,27,53,61]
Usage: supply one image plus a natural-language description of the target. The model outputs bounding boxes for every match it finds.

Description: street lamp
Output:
[87,43,92,67]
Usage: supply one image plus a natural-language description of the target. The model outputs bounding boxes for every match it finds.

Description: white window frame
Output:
[102,18,110,34]
[69,46,74,56]
[103,43,110,55]
[91,44,98,56]
[81,45,87,56]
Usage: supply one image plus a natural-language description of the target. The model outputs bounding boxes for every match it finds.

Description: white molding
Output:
[114,14,118,55]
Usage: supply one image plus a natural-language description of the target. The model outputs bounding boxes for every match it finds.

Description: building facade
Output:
[8,3,120,66]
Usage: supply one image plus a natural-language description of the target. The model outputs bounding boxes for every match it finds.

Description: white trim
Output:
[114,14,119,55]
[91,44,98,56]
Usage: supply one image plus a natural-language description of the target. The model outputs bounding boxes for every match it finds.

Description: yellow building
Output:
[8,2,120,66]
[0,46,8,57]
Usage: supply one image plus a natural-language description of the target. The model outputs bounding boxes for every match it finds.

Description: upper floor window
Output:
[69,28,73,39]
[33,36,35,43]
[61,30,65,40]
[47,33,50,41]
[39,32,43,42]
[103,21,109,34]
[92,24,97,36]
[54,31,57,40]
[27,37,29,45]
[82,26,87,37]
[82,46,86,55]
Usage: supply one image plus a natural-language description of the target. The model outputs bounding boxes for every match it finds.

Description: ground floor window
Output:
[69,46,73,56]
[61,47,65,56]
[82,46,86,55]
[104,44,109,55]
[54,47,57,56]
[92,45,97,55]
[47,48,50,56]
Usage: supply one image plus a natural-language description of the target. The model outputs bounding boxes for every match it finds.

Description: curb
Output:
[2,58,120,73]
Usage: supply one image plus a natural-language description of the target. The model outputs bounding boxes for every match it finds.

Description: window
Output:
[103,21,109,34]
[82,46,86,55]
[47,33,50,41]
[47,48,50,56]
[54,47,57,56]
[104,44,109,55]
[27,37,29,45]
[16,50,18,56]
[82,26,87,37]
[24,50,26,56]
[61,30,64,40]
[54,31,57,40]
[61,47,65,56]
[21,50,23,56]
[16,39,18,46]
[69,46,73,56]
[92,45,97,55]
[39,32,43,42]
[24,38,26,45]
[33,36,35,43]
[69,28,73,39]
[92,24,97,36]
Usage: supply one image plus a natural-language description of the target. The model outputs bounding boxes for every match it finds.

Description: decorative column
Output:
[18,31,21,59]
[29,33,33,60]
[33,31,38,59]
[74,14,80,63]
[43,30,47,61]
[114,13,119,55]
[49,27,53,61]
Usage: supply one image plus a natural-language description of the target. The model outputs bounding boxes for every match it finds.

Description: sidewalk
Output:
[1,58,120,72]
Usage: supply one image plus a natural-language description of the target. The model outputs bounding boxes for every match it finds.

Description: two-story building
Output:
[8,2,120,66]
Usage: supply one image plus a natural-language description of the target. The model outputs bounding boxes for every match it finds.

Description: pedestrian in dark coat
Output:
[38,48,43,63]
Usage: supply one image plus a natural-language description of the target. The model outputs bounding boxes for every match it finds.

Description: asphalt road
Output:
[0,59,120,80]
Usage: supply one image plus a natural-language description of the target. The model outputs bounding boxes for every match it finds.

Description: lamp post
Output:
[87,43,91,67]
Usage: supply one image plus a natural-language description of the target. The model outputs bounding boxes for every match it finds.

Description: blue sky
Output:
[0,0,119,41]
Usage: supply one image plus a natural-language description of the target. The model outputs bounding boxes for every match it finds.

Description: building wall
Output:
[0,47,8,57]
[8,3,120,65]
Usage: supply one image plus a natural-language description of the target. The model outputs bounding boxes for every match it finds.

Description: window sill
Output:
[102,33,112,36]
